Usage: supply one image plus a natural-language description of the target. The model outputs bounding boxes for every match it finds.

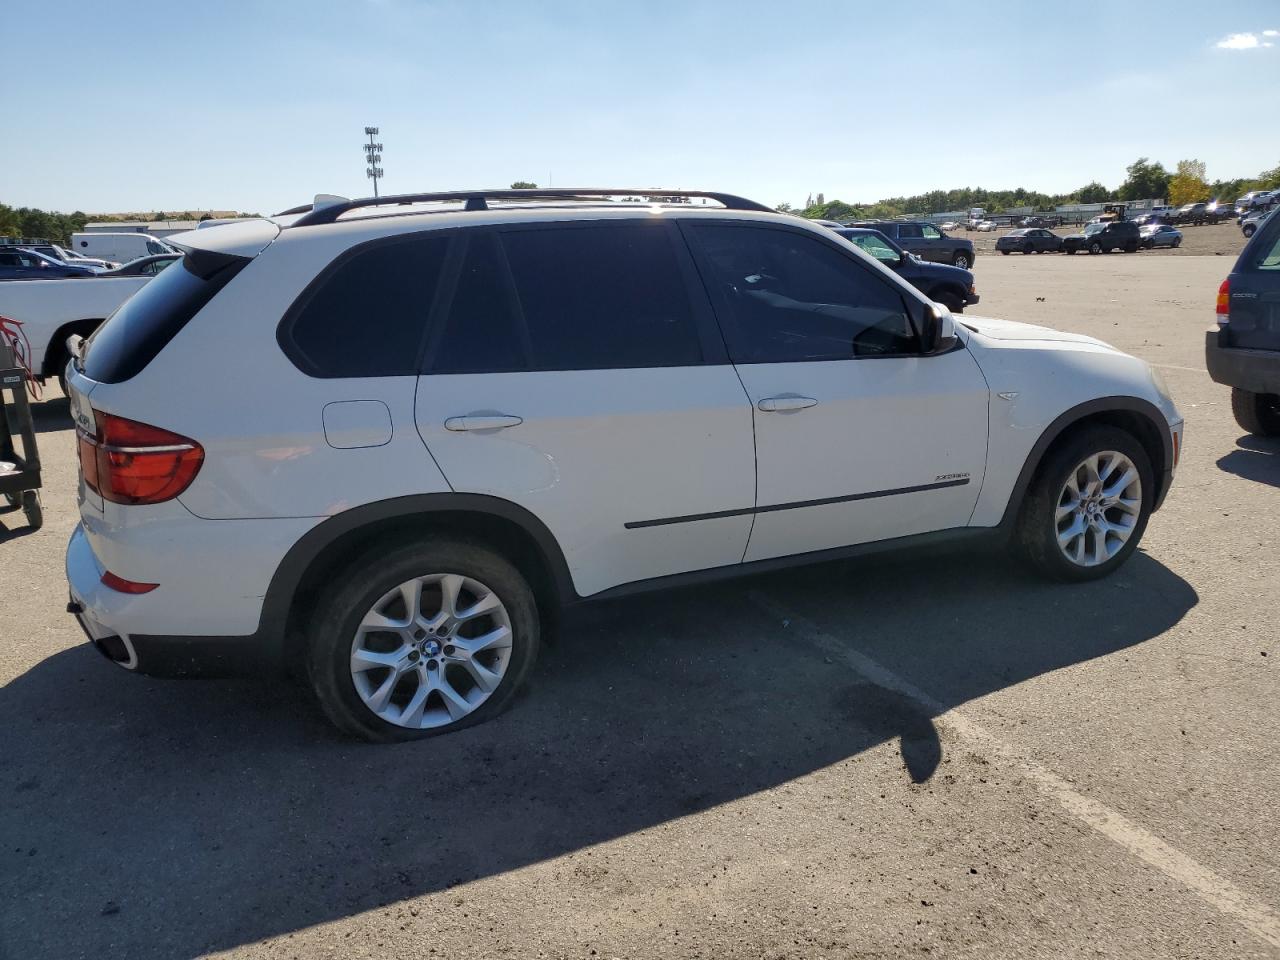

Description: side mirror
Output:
[923,304,958,354]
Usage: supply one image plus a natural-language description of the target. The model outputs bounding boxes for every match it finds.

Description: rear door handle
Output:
[757,396,818,413]
[444,415,524,432]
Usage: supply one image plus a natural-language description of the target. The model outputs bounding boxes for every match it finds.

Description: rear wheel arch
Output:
[41,318,103,379]
[265,494,576,664]
[1000,398,1172,529]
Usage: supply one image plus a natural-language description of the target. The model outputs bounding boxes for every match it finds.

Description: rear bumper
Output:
[1205,330,1280,394]
[66,523,279,678]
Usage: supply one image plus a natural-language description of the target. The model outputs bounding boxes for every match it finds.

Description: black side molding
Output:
[625,478,970,529]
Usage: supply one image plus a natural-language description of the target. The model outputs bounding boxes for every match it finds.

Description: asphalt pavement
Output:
[1,251,1277,959]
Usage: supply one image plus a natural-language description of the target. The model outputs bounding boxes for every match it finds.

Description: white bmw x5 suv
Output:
[65,187,1183,742]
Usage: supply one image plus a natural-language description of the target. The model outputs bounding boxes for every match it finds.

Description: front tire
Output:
[1231,388,1280,436]
[1088,241,1102,254]
[1015,426,1153,582]
[307,537,540,742]
[953,252,972,269]
[1243,225,1256,238]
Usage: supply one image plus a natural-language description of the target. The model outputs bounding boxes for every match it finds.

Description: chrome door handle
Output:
[443,415,524,432]
[757,396,818,413]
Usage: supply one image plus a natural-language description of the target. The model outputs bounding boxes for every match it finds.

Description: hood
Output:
[959,315,1113,348]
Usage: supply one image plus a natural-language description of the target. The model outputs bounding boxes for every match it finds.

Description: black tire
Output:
[1172,238,1181,248]
[1126,242,1139,253]
[933,289,965,313]
[1231,388,1280,437]
[1243,225,1256,238]
[952,252,972,269]
[1088,241,1103,254]
[307,536,541,742]
[1023,246,1033,254]
[1066,248,1077,255]
[1034,248,1044,254]
[1015,425,1154,582]
[1001,249,1010,255]
[21,491,42,531]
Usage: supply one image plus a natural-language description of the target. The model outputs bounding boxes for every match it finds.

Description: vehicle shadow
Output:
[0,547,1196,959]
[29,396,72,436]
[1216,434,1280,487]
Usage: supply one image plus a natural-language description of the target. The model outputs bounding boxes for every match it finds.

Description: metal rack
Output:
[0,338,42,531]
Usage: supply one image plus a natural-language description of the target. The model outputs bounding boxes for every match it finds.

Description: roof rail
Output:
[286,187,774,227]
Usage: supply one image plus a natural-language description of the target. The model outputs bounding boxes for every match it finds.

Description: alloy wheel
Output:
[349,573,513,729]
[1055,451,1142,567]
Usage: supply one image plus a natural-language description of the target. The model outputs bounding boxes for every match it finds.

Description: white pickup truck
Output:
[0,275,151,392]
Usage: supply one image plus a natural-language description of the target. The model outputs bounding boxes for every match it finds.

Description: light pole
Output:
[363,126,384,198]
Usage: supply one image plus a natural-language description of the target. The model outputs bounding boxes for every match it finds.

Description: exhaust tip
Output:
[92,635,138,670]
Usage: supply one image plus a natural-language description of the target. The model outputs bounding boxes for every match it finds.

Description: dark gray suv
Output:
[1206,209,1280,436]
[848,221,975,269]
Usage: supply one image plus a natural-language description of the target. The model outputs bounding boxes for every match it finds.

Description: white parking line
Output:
[748,592,1280,951]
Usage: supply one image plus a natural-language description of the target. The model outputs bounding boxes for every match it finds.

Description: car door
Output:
[918,222,950,261]
[681,220,990,563]
[414,220,757,598]
[895,222,928,260]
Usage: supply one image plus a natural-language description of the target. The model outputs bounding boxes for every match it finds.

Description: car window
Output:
[282,234,449,377]
[897,224,923,240]
[426,231,529,374]
[0,252,21,267]
[920,224,941,239]
[842,233,899,264]
[496,221,703,370]
[684,223,919,363]
[1258,230,1280,271]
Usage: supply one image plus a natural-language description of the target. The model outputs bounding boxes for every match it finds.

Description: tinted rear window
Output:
[281,234,449,377]
[84,254,247,383]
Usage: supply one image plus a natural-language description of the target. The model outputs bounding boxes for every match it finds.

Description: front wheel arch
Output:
[999,399,1172,530]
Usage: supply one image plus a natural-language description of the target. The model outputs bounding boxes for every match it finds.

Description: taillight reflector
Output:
[77,411,204,505]
[1216,278,1230,326]
[101,570,159,594]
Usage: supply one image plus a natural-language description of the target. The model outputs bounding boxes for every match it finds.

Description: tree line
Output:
[0,204,90,245]
[788,158,1280,221]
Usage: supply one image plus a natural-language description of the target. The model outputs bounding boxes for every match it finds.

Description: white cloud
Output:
[1216,31,1275,49]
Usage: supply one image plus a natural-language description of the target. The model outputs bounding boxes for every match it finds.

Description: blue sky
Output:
[8,0,1280,214]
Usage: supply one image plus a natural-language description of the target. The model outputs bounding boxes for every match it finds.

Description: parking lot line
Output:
[748,592,1280,951]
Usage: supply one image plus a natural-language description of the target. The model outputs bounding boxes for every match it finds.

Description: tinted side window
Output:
[283,234,448,377]
[897,224,923,240]
[498,222,702,370]
[428,232,529,374]
[921,224,941,239]
[685,224,919,363]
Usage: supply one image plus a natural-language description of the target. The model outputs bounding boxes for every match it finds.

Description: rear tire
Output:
[953,252,972,269]
[1015,426,1153,582]
[1001,249,1010,255]
[1231,388,1280,437]
[1243,225,1256,238]
[1172,238,1181,248]
[306,536,541,742]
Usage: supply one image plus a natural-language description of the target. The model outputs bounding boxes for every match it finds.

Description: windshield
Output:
[1084,224,1105,236]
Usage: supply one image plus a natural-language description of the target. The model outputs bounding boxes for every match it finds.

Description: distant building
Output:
[82,220,206,238]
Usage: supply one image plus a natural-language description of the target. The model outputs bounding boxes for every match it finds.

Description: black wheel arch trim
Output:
[997,395,1174,528]
[256,493,578,641]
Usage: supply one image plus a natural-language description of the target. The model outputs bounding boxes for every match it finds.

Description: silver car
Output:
[1139,224,1182,249]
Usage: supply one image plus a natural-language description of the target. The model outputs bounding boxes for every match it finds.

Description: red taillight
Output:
[1216,278,1230,326]
[77,411,203,505]
[101,570,159,594]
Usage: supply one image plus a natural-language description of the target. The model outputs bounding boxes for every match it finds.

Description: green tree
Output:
[775,202,794,214]
[1075,182,1112,204]
[1168,159,1209,206]
[1118,158,1170,201]
[509,181,537,189]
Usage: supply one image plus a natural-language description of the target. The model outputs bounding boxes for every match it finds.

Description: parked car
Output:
[996,228,1063,255]
[0,271,154,389]
[1139,224,1182,249]
[1241,208,1274,238]
[1206,204,1280,436]
[974,220,997,232]
[833,227,979,312]
[99,253,181,277]
[63,187,1182,741]
[939,221,960,231]
[0,247,98,280]
[1171,202,1223,226]
[1234,191,1274,217]
[1,240,113,271]
[1017,216,1061,228]
[70,232,179,265]
[846,220,976,269]
[1062,221,1141,254]
[1132,213,1167,226]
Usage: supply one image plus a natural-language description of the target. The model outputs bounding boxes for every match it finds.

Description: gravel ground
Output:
[1,253,1277,959]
